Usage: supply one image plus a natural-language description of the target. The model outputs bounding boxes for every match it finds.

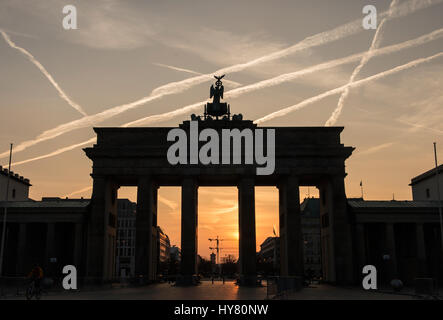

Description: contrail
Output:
[65,186,92,197]
[154,63,242,87]
[8,137,96,167]
[325,0,398,126]
[150,0,442,97]
[158,195,178,210]
[0,30,88,116]
[2,0,439,158]
[122,29,443,127]
[154,63,203,76]
[9,51,443,168]
[5,28,443,163]
[355,142,396,156]
[255,52,443,124]
[64,185,178,210]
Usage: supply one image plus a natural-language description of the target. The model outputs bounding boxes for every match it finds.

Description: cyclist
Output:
[27,263,44,292]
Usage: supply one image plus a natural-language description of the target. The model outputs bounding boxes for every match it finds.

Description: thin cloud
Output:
[9,50,443,169]
[154,63,242,88]
[2,0,439,159]
[6,33,443,167]
[255,52,443,124]
[355,142,395,156]
[325,0,399,126]
[0,30,87,116]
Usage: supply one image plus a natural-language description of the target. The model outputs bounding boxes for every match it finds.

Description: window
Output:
[12,189,16,199]
[426,188,431,199]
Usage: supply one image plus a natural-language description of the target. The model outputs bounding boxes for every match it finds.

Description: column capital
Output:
[237,177,255,189]
[91,174,110,180]
[276,174,299,189]
[138,175,160,189]
[182,176,199,187]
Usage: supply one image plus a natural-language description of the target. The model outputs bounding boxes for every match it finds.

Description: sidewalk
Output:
[281,284,441,300]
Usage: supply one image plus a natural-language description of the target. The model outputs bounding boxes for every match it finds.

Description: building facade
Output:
[0,167,31,201]
[410,164,443,201]
[0,197,88,278]
[300,197,322,277]
[170,245,181,262]
[350,199,443,285]
[115,199,137,278]
[258,198,322,277]
[115,199,171,279]
[157,226,171,264]
[259,236,279,270]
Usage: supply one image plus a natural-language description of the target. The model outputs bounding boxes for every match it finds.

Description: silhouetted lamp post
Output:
[433,142,443,253]
[0,143,13,277]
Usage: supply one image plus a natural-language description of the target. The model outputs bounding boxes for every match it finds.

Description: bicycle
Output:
[26,280,41,300]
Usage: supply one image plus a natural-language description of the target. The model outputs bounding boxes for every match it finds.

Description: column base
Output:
[175,274,200,286]
[237,275,258,286]
[131,275,155,286]
[277,276,303,292]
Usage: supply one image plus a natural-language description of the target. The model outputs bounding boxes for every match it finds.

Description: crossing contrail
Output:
[255,52,443,124]
[4,28,443,163]
[1,0,440,159]
[8,51,443,168]
[122,29,443,127]
[9,137,96,167]
[154,63,242,87]
[325,0,399,126]
[150,0,443,97]
[0,30,88,116]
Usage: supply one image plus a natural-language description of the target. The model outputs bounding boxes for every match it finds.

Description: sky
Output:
[0,0,442,259]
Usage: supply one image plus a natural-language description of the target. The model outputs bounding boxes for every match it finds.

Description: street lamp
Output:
[0,143,13,277]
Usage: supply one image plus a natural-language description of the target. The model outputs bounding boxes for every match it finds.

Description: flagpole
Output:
[360,181,364,199]
[433,142,443,253]
[0,143,13,277]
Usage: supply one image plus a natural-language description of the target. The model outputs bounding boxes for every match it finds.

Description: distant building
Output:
[170,245,181,262]
[115,199,171,278]
[257,197,322,276]
[221,254,236,264]
[0,167,31,201]
[410,164,443,200]
[300,197,322,277]
[259,236,279,269]
[115,199,136,278]
[157,226,171,263]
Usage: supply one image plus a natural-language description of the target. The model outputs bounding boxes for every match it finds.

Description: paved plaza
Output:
[3,280,432,300]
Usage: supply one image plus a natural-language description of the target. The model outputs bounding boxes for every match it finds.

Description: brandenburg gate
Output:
[83,76,355,285]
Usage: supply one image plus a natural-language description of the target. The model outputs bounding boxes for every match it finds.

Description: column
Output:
[86,176,112,283]
[385,223,398,280]
[318,182,335,282]
[416,223,427,276]
[238,178,256,285]
[135,175,157,282]
[180,177,198,284]
[278,176,303,277]
[45,223,56,276]
[355,224,367,276]
[328,175,354,284]
[16,223,27,275]
[73,223,83,271]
